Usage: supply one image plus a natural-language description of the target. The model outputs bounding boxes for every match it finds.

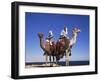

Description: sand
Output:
[25,63,61,68]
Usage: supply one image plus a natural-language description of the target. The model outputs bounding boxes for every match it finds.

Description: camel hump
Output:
[38,32,43,38]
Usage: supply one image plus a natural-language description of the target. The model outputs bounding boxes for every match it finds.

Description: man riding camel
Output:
[60,26,69,39]
[59,26,71,57]
[46,30,54,46]
[59,26,69,46]
[46,30,56,57]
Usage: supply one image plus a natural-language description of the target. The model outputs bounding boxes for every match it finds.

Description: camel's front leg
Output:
[53,56,55,63]
[45,54,48,66]
[65,49,70,66]
[49,55,52,66]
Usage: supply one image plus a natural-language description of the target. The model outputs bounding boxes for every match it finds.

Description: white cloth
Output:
[46,30,53,45]
[46,39,53,45]
[60,28,68,37]
[49,30,53,37]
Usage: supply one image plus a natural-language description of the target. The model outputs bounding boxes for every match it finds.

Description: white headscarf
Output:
[61,27,68,37]
[49,30,53,36]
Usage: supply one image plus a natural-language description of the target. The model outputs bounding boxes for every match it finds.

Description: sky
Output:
[25,12,89,62]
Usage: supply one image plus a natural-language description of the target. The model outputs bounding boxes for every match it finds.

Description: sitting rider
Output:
[59,26,69,42]
[46,30,53,46]
[59,26,71,56]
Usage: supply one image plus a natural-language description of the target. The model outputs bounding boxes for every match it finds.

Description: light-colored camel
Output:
[65,28,81,66]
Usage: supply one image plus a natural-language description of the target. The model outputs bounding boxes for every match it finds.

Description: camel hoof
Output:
[50,64,53,67]
[45,63,48,66]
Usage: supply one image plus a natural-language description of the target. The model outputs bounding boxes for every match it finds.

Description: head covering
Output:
[64,26,68,31]
[49,30,53,35]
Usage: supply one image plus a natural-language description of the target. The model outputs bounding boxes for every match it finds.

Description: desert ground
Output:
[25,63,61,68]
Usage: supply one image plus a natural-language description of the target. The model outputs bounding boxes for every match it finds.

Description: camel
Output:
[65,28,81,66]
[56,28,81,66]
[38,32,56,66]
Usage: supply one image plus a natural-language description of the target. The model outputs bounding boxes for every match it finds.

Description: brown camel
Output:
[38,32,56,66]
[55,28,81,66]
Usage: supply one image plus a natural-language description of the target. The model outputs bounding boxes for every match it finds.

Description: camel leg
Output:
[49,55,52,66]
[45,54,48,66]
[56,58,58,66]
[52,56,55,67]
[55,56,59,66]
[65,50,70,66]
[53,56,55,63]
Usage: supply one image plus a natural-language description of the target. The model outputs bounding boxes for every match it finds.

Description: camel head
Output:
[38,32,43,38]
[73,28,81,33]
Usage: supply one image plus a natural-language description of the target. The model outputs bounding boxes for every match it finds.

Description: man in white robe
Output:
[46,30,53,45]
[60,26,69,39]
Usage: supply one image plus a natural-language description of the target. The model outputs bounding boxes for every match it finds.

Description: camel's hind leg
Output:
[49,55,52,66]
[65,50,70,66]
[45,54,48,66]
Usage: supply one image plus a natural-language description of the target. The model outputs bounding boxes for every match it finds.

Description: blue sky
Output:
[25,12,89,62]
